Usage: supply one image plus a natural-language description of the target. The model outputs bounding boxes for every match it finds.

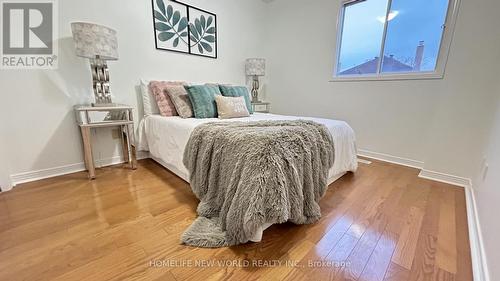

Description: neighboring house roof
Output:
[339,55,414,75]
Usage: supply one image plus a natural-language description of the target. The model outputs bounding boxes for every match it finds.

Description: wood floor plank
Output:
[52,243,147,281]
[286,163,394,279]
[408,183,442,281]
[391,206,425,269]
[296,232,360,281]
[333,167,406,281]
[436,186,458,274]
[383,262,410,281]
[334,214,388,281]
[358,225,398,281]
[0,159,473,281]
[454,188,474,281]
[258,241,316,281]
[433,267,456,281]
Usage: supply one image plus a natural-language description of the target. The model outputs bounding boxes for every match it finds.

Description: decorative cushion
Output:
[140,79,160,115]
[215,95,250,119]
[218,85,254,114]
[206,83,231,87]
[185,85,222,118]
[149,81,184,117]
[165,84,193,118]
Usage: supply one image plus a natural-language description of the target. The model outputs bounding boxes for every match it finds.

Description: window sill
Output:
[329,72,444,82]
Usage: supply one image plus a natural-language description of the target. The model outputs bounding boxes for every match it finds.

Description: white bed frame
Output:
[151,154,346,186]
[138,80,348,186]
[150,155,190,182]
[138,83,349,242]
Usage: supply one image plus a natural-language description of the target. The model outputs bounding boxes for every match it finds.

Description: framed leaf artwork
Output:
[187,6,217,58]
[152,0,189,54]
[152,0,217,58]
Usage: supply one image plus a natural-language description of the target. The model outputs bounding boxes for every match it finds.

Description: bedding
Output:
[218,85,254,114]
[181,120,334,247]
[149,81,184,117]
[139,79,160,116]
[214,95,250,119]
[166,84,194,118]
[138,113,358,183]
[137,113,358,242]
[185,85,222,118]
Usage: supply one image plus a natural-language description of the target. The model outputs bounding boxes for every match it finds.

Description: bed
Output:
[135,80,358,243]
[137,113,358,184]
[136,112,358,242]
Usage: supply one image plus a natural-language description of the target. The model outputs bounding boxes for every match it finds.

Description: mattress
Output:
[137,113,358,183]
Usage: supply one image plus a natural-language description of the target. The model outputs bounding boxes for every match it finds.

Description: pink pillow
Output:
[149,81,185,116]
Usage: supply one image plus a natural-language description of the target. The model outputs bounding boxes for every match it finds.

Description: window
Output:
[333,0,458,80]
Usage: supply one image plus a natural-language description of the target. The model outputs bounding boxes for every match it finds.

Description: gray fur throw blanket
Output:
[181,120,335,247]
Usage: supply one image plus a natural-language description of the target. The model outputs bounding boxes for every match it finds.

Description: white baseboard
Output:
[95,156,123,168]
[137,151,150,160]
[10,162,86,186]
[465,185,490,281]
[357,149,470,188]
[8,152,151,188]
[357,149,424,169]
[418,169,471,188]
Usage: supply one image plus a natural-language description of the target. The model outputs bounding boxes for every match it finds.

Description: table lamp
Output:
[245,58,265,103]
[71,22,119,106]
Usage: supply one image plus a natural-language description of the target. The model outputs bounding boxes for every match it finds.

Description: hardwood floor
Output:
[0,159,473,281]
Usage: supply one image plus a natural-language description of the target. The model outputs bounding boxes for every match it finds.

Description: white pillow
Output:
[140,79,160,115]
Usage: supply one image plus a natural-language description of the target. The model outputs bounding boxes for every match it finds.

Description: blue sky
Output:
[337,0,449,73]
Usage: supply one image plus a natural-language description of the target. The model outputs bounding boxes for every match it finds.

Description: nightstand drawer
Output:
[251,102,270,113]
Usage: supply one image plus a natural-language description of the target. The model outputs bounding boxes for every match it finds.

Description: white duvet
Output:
[137,113,358,183]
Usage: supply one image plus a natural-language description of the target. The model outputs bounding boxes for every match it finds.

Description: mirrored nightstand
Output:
[74,104,137,179]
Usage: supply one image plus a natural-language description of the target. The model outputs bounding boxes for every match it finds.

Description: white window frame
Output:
[331,0,460,82]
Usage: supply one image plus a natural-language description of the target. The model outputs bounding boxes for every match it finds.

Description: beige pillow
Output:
[215,95,250,119]
[165,84,193,118]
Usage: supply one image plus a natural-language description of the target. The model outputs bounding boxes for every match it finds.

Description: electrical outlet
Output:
[111,128,121,139]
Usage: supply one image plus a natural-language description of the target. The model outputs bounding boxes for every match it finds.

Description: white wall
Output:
[0,161,11,191]
[0,102,12,190]
[0,0,498,186]
[474,91,500,281]
[0,130,12,191]
[0,0,267,179]
[262,0,500,180]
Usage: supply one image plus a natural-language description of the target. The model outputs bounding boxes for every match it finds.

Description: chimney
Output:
[414,41,425,71]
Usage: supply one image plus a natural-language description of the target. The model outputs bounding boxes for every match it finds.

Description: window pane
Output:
[337,0,389,76]
[381,0,449,73]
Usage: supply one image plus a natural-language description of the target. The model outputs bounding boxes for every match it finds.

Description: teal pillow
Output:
[218,85,254,114]
[185,85,222,118]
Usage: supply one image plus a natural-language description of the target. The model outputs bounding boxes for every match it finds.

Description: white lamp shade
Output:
[71,22,118,60]
[246,58,265,76]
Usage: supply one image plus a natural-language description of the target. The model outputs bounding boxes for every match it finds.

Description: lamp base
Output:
[251,97,261,103]
[251,75,260,103]
[91,57,113,106]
